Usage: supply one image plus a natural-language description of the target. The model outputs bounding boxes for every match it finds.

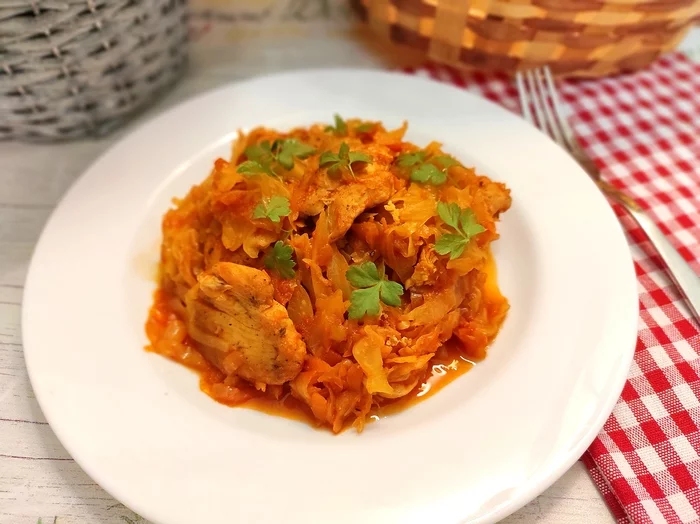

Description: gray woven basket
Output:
[0,0,188,140]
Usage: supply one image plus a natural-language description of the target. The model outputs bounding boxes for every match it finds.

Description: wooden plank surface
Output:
[6,5,697,522]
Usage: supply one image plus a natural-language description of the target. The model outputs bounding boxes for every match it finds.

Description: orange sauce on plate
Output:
[146,254,504,432]
[239,341,478,429]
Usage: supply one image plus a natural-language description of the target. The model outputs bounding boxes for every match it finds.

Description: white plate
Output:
[23,70,638,524]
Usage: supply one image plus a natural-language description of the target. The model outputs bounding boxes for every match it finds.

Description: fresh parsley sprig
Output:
[396,151,426,168]
[396,151,460,185]
[237,139,315,177]
[319,142,372,178]
[346,261,404,320]
[264,241,296,279]
[412,155,459,184]
[237,140,277,176]
[355,122,376,133]
[434,202,486,260]
[253,195,291,223]
[273,139,315,169]
[238,140,276,177]
[325,114,348,136]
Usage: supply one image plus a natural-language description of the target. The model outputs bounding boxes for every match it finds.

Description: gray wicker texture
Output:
[0,0,188,140]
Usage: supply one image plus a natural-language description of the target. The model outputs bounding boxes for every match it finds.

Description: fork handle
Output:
[602,183,700,323]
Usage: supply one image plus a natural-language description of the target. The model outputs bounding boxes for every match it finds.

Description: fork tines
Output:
[516,67,577,152]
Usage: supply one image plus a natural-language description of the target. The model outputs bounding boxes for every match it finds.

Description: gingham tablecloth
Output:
[405,53,700,523]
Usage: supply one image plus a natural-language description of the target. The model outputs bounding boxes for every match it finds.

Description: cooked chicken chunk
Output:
[327,169,395,241]
[406,247,439,289]
[298,175,338,217]
[296,142,397,240]
[185,262,306,384]
[479,179,511,217]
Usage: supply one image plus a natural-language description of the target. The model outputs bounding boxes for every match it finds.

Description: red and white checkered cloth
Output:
[405,53,700,523]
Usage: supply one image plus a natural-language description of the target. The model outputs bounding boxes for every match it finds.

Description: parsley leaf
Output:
[410,163,447,185]
[349,150,372,164]
[396,151,426,167]
[253,195,291,223]
[239,141,277,177]
[264,241,296,279]
[319,142,372,178]
[348,286,381,319]
[245,141,274,164]
[346,261,380,287]
[437,200,461,229]
[396,151,460,186]
[346,261,404,319]
[460,208,484,238]
[325,114,348,136]
[435,234,468,259]
[434,202,486,260]
[272,139,315,170]
[355,122,375,133]
[379,280,404,307]
[237,160,273,176]
[238,139,315,176]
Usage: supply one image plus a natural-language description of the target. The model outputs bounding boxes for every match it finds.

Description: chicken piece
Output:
[297,142,397,240]
[298,175,339,217]
[327,165,395,241]
[185,262,306,385]
[479,179,512,218]
[406,247,439,289]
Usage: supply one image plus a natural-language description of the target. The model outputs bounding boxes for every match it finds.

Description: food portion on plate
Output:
[145,115,511,433]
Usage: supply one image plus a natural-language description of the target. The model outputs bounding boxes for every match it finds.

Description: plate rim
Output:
[22,67,639,524]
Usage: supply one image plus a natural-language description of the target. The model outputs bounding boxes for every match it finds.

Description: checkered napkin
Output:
[404,53,700,523]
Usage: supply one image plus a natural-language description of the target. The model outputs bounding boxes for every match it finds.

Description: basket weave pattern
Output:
[0,0,188,140]
[360,0,700,77]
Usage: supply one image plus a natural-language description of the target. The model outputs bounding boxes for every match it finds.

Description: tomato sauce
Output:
[145,255,503,433]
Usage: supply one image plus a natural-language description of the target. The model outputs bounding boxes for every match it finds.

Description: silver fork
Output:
[516,67,699,323]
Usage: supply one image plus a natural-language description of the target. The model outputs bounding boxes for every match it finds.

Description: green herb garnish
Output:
[238,139,315,176]
[355,122,375,133]
[410,164,447,185]
[253,195,291,223]
[319,142,372,178]
[325,114,348,136]
[245,141,274,163]
[264,241,296,279]
[272,139,315,170]
[434,202,486,260]
[346,261,404,319]
[396,151,460,185]
[236,160,272,176]
[238,141,276,177]
[396,151,426,167]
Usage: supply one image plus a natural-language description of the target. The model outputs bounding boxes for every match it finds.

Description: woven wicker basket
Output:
[0,0,188,141]
[358,0,700,77]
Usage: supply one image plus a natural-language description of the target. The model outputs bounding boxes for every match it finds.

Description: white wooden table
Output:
[2,8,698,522]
